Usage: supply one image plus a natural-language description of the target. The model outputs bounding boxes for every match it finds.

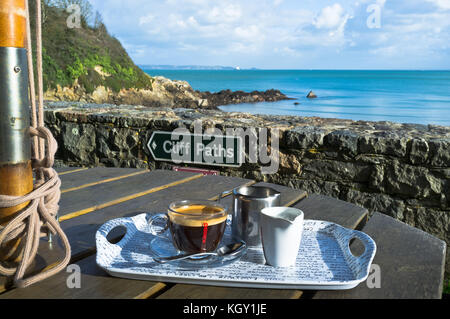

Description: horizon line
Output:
[138,65,450,71]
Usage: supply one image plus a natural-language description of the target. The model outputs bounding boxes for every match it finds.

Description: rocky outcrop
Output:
[199,89,292,108]
[44,76,291,110]
[43,102,450,278]
[44,76,208,109]
[307,91,318,98]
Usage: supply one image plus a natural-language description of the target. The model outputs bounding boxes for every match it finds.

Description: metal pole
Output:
[0,0,33,262]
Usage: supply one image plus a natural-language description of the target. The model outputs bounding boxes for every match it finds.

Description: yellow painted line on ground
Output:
[134,283,168,299]
[59,174,204,222]
[58,167,89,176]
[290,291,304,299]
[353,212,369,230]
[284,192,308,208]
[61,170,149,194]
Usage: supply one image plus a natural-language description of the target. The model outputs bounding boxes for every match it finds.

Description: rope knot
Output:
[30,127,56,169]
[0,126,70,288]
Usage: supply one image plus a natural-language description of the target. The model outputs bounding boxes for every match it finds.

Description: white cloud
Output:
[234,25,261,39]
[367,10,450,64]
[201,3,242,23]
[139,14,154,26]
[274,0,284,6]
[369,45,397,57]
[273,46,301,57]
[88,0,450,69]
[376,0,386,7]
[313,4,349,29]
[426,0,450,10]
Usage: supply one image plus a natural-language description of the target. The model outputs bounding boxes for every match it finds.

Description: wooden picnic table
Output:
[0,167,446,299]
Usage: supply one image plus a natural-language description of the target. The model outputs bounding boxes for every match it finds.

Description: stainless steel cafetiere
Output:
[226,186,281,247]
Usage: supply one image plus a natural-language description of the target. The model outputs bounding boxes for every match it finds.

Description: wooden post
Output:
[0,0,33,262]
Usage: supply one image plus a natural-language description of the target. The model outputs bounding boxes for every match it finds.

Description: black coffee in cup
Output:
[168,204,227,253]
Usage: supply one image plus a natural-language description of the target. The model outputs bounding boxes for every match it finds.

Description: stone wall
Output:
[44,102,450,276]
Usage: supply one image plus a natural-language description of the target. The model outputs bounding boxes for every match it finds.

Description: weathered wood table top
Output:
[0,167,446,299]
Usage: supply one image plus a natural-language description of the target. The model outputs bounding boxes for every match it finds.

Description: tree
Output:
[93,10,103,29]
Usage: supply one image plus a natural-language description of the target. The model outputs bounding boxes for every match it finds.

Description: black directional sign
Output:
[147,131,243,167]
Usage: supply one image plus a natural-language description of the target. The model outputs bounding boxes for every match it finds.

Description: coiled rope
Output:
[0,0,71,288]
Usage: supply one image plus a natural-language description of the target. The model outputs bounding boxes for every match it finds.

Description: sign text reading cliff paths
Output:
[148,131,243,168]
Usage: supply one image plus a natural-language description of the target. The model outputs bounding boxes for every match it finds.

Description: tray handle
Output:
[339,227,377,277]
[96,217,131,252]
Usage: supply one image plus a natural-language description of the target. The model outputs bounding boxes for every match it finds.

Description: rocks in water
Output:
[294,102,300,105]
[307,91,318,99]
[199,89,292,108]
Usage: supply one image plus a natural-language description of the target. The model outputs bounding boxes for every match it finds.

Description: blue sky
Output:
[88,0,450,69]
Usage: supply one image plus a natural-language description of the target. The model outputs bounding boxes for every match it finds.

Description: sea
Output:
[142,69,450,126]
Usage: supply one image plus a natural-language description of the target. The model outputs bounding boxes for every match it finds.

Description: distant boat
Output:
[235,66,241,70]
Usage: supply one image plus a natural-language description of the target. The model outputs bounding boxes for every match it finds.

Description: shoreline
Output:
[43,72,450,126]
[44,75,293,112]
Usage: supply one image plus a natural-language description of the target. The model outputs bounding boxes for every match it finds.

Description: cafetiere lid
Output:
[233,186,281,199]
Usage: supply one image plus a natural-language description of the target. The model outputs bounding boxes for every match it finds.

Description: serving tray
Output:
[96,213,376,290]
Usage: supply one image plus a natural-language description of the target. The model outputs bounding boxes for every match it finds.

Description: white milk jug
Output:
[260,207,304,267]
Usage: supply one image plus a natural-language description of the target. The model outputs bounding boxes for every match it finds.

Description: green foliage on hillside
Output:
[29,0,153,93]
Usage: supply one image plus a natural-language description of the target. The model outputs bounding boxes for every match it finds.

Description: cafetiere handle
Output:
[217,190,231,205]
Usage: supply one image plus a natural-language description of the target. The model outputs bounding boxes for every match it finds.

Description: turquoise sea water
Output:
[142,69,450,126]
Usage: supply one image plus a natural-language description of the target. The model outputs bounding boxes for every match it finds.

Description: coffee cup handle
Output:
[147,213,169,237]
[217,190,233,227]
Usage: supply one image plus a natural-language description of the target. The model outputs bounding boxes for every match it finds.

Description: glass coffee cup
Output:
[148,200,228,253]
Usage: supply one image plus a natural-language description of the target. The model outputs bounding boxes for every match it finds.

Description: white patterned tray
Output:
[96,213,376,290]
